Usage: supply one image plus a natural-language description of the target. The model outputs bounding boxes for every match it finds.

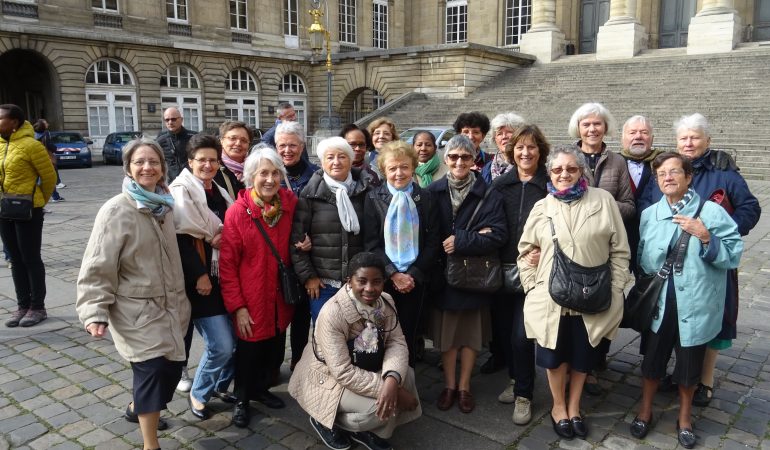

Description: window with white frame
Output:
[284,0,298,36]
[92,0,118,12]
[230,0,247,30]
[372,0,388,49]
[373,90,385,110]
[279,73,308,130]
[446,0,468,44]
[339,0,356,44]
[225,69,260,128]
[166,0,188,22]
[85,59,138,148]
[160,65,202,131]
[505,0,531,45]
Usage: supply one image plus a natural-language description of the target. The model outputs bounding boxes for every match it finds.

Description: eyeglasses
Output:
[446,153,473,162]
[347,142,367,149]
[131,159,161,167]
[223,136,249,145]
[550,166,580,175]
[164,117,181,122]
[193,158,219,165]
[656,169,685,179]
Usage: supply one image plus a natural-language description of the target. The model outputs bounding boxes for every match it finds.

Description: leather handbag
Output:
[249,212,302,306]
[709,188,734,215]
[502,263,523,293]
[0,192,34,221]
[547,217,612,314]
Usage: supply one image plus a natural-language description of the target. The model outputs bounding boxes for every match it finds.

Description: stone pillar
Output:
[596,0,647,60]
[687,0,742,55]
[518,0,565,63]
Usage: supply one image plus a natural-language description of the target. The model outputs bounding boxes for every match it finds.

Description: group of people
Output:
[0,99,758,450]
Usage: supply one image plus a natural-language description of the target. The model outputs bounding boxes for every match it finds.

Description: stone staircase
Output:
[376,44,770,180]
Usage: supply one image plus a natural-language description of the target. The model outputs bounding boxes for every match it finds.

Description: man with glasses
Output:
[158,107,197,183]
[262,103,297,148]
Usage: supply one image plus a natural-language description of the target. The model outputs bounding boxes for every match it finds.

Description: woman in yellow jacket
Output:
[0,104,56,327]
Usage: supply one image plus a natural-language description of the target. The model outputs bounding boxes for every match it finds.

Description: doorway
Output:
[659,0,697,48]
[579,0,610,53]
[0,49,61,127]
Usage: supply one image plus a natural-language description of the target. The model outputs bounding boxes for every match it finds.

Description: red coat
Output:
[220,188,297,342]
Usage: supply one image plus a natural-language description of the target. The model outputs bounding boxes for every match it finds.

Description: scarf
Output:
[122,176,174,218]
[620,147,663,162]
[414,153,440,188]
[490,152,514,180]
[222,154,244,181]
[547,177,588,203]
[447,171,475,217]
[250,188,283,227]
[169,169,233,276]
[384,183,420,272]
[670,187,696,215]
[323,172,360,234]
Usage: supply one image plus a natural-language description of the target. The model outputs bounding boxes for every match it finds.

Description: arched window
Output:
[225,69,260,127]
[85,59,138,149]
[160,65,202,131]
[279,73,308,130]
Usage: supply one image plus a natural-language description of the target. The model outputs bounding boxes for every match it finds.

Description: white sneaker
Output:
[176,366,192,392]
[512,397,532,425]
[56,183,66,189]
[498,379,515,404]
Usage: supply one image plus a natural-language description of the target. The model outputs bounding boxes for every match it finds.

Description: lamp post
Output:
[308,0,335,130]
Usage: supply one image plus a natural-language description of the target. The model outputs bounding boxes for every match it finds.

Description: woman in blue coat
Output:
[630,152,743,449]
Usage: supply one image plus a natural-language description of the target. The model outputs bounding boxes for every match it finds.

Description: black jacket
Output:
[213,166,245,201]
[157,127,196,183]
[363,182,441,284]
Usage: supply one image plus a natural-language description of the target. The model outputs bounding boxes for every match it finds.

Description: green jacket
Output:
[0,121,56,207]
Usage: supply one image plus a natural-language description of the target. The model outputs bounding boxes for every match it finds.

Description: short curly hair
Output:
[453,112,490,135]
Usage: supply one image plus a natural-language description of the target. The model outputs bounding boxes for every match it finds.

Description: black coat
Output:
[428,175,507,310]
[157,127,196,183]
[213,165,245,201]
[363,182,441,284]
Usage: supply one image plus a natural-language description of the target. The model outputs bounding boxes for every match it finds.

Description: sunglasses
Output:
[446,153,473,162]
[550,166,580,175]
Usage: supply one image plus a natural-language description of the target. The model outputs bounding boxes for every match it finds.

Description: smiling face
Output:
[349,266,386,307]
[189,147,219,185]
[655,157,692,203]
[322,148,352,182]
[494,126,515,154]
[445,147,473,180]
[622,120,653,157]
[220,127,250,163]
[383,155,414,190]
[129,145,164,192]
[549,152,582,191]
[676,128,710,160]
[372,124,394,150]
[344,129,368,165]
[460,126,485,150]
[276,132,304,167]
[252,158,282,202]
[413,133,437,163]
[578,114,606,152]
[513,135,540,175]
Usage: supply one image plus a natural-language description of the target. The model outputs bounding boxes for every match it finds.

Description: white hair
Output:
[316,136,354,161]
[490,112,526,137]
[567,102,616,139]
[622,115,654,134]
[242,146,287,188]
[275,121,306,144]
[674,113,710,138]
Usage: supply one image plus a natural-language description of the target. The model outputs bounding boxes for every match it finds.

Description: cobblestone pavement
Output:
[1,165,769,450]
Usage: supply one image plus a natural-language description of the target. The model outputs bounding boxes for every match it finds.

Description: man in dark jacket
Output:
[262,103,297,148]
[157,107,196,183]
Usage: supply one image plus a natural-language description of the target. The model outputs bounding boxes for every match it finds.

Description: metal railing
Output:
[2,1,38,18]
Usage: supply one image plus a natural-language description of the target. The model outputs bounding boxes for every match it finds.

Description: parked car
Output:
[102,131,143,165]
[399,126,456,150]
[49,132,93,168]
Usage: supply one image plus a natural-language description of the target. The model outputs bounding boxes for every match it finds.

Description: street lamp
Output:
[308,0,335,130]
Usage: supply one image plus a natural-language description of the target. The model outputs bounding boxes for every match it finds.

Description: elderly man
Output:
[157,107,196,183]
[262,103,297,148]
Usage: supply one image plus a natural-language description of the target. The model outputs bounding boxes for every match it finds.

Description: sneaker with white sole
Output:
[56,183,66,189]
[498,379,515,404]
[176,366,192,392]
[512,396,532,425]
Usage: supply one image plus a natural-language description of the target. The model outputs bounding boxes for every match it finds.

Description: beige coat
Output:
[517,187,631,349]
[288,287,411,429]
[76,192,190,363]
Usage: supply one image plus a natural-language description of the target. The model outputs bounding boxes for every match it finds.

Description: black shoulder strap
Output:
[661,199,705,277]
[466,186,492,230]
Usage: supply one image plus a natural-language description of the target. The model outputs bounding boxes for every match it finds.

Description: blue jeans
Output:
[190,314,236,404]
[310,285,341,323]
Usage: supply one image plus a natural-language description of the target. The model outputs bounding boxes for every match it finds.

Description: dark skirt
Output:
[130,356,184,414]
[536,315,604,373]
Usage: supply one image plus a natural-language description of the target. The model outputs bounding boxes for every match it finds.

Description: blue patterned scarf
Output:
[122,176,174,218]
[547,177,588,203]
[384,183,420,272]
[670,187,696,215]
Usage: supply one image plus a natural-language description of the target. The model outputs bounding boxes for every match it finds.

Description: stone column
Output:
[519,0,565,63]
[687,0,742,54]
[596,0,648,60]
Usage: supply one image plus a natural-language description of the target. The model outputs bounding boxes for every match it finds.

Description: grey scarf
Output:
[447,171,476,217]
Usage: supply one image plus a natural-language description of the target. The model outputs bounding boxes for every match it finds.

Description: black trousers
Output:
[387,282,425,367]
[289,297,311,365]
[490,292,515,378]
[0,208,46,310]
[510,292,536,399]
[234,334,284,401]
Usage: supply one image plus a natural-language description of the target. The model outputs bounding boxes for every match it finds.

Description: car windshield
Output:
[51,133,84,144]
[114,132,140,143]
[400,129,442,143]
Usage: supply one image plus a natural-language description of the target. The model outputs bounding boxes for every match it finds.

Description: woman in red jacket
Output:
[219,147,297,428]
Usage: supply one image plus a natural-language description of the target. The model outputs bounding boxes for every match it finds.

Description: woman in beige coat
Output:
[518,144,631,441]
[289,252,421,450]
[76,138,190,450]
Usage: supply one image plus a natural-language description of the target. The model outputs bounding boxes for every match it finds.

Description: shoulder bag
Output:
[0,147,37,221]
[248,210,302,306]
[547,217,612,314]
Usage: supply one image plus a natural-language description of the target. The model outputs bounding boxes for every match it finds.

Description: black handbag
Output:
[547,217,612,314]
[249,213,302,306]
[0,192,34,221]
[502,263,523,293]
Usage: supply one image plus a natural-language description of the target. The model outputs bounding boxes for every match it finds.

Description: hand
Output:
[294,234,312,251]
[523,247,541,267]
[86,322,108,338]
[442,235,456,254]
[478,227,492,234]
[210,233,222,249]
[397,386,419,411]
[235,308,254,339]
[375,376,399,421]
[196,274,213,296]
[305,277,325,300]
[672,215,710,243]
[391,273,415,294]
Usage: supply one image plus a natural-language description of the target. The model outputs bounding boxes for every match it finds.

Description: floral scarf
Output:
[122,177,174,218]
[250,189,283,227]
[414,153,441,188]
[547,177,588,203]
[384,183,420,272]
[222,154,244,181]
[489,152,514,180]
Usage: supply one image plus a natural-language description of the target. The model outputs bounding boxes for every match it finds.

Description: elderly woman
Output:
[219,147,298,427]
[215,121,253,200]
[291,137,370,323]
[490,124,550,425]
[367,117,398,165]
[169,134,236,419]
[77,138,189,450]
[480,112,526,184]
[290,252,421,450]
[453,112,492,173]
[341,123,381,185]
[363,140,440,367]
[412,130,448,187]
[639,113,760,407]
[631,152,743,449]
[518,144,630,440]
[0,104,56,328]
[428,135,507,414]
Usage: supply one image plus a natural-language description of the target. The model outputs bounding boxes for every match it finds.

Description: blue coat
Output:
[638,193,743,347]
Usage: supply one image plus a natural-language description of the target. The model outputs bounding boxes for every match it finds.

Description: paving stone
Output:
[17,364,48,377]
[28,432,67,450]
[27,369,58,384]
[725,427,761,447]
[93,438,133,450]
[19,395,54,411]
[51,385,83,400]
[49,442,84,450]
[721,438,758,450]
[157,437,183,450]
[171,425,204,443]
[262,422,295,441]
[76,428,115,446]
[732,415,768,437]
[46,358,76,370]
[77,402,122,426]
[0,378,32,394]
[8,423,49,446]
[0,405,21,421]
[191,437,230,449]
[0,413,36,434]
[279,431,317,449]
[35,402,70,419]
[66,393,99,410]
[46,411,84,428]
[59,420,97,439]
[38,377,72,392]
[235,433,271,449]
[101,417,137,436]
[264,445,289,450]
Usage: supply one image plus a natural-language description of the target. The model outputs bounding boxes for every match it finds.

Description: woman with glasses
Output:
[215,121,253,200]
[341,123,381,186]
[518,144,630,440]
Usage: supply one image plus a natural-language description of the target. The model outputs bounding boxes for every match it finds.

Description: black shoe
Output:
[692,383,713,407]
[480,356,505,374]
[630,416,652,439]
[188,395,210,420]
[659,374,678,392]
[350,431,393,450]
[124,403,168,430]
[212,390,238,404]
[677,421,696,449]
[584,372,603,396]
[570,416,588,439]
[231,401,250,428]
[310,416,351,450]
[253,390,285,409]
[551,414,574,439]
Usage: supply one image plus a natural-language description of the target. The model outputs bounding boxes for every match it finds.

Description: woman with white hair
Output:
[219,147,298,427]
[480,111,526,184]
[291,136,371,322]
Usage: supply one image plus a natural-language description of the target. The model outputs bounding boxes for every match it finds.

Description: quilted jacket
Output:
[579,143,636,222]
[0,121,56,207]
